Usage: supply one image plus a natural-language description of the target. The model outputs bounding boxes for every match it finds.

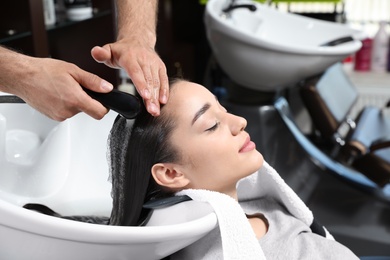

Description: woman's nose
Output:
[229,114,247,135]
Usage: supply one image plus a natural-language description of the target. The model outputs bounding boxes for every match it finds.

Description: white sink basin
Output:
[205,0,364,91]
[0,97,217,259]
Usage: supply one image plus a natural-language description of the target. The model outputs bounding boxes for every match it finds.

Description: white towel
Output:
[176,160,317,259]
[237,160,314,226]
[176,189,265,260]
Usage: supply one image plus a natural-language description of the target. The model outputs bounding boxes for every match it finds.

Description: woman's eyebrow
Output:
[192,103,211,125]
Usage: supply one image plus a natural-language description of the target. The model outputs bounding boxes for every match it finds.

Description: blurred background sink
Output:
[205,0,364,91]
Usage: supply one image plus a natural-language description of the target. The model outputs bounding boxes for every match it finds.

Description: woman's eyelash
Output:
[206,121,220,132]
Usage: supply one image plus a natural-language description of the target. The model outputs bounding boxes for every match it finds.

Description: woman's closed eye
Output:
[206,121,220,132]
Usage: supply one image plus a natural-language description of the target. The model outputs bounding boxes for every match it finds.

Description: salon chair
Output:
[300,63,390,187]
[204,1,390,255]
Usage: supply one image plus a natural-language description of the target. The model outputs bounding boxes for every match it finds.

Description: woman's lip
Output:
[239,136,256,153]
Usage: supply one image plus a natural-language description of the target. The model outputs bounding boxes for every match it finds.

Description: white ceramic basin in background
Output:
[205,0,364,91]
[0,102,113,212]
[0,98,217,259]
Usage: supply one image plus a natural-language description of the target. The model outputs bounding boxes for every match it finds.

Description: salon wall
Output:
[156,0,211,84]
[0,0,118,84]
[0,0,211,86]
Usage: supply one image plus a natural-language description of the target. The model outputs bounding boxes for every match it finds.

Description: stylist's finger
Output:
[149,64,162,114]
[91,45,118,69]
[127,62,150,99]
[71,67,113,119]
[130,60,168,116]
[142,64,160,116]
[72,65,113,93]
[126,63,160,116]
[158,65,169,104]
[78,91,110,120]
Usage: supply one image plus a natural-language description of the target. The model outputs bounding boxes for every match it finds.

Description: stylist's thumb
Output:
[91,45,116,68]
[75,68,113,93]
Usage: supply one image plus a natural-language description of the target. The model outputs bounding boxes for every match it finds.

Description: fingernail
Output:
[161,93,167,104]
[101,80,113,91]
[149,103,158,115]
[162,89,168,104]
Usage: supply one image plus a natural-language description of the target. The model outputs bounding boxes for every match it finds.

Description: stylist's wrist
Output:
[117,29,157,49]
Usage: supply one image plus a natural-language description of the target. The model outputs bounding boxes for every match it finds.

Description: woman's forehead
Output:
[164,81,213,120]
[170,81,211,101]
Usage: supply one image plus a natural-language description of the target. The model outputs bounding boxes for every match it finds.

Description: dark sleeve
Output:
[310,218,326,237]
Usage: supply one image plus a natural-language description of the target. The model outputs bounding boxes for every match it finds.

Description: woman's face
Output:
[163,81,263,197]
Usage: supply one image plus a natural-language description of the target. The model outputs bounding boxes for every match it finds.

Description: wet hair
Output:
[108,81,182,226]
[22,81,183,226]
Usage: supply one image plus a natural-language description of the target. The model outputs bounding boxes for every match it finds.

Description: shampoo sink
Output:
[205,0,364,91]
[0,95,217,259]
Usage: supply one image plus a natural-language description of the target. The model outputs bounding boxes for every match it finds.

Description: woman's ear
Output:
[151,163,190,190]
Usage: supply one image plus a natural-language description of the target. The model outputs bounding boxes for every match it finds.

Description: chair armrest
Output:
[370,138,390,152]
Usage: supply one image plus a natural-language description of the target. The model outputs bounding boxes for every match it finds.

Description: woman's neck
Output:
[221,188,238,201]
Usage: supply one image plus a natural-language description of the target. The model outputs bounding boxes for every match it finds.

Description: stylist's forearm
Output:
[113,0,168,117]
[116,0,158,47]
[0,46,29,95]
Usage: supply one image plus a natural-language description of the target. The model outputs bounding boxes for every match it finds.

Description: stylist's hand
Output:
[10,56,113,121]
[91,39,169,117]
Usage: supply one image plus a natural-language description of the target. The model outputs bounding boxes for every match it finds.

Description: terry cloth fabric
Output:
[237,161,334,240]
[237,160,314,227]
[176,189,265,260]
[176,161,334,260]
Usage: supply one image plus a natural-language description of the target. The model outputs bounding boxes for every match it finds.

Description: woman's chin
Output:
[253,150,264,168]
[242,151,264,177]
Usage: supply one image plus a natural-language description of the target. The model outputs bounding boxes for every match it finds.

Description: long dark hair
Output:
[108,83,181,226]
